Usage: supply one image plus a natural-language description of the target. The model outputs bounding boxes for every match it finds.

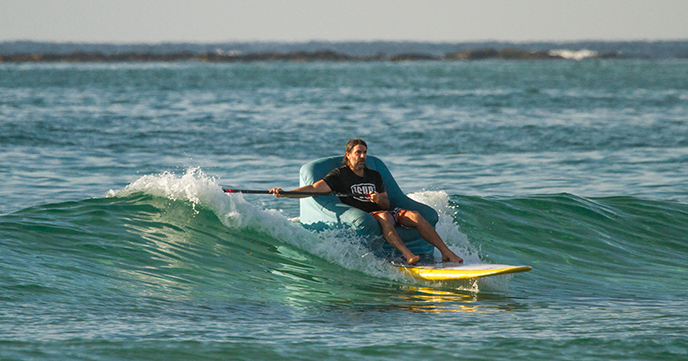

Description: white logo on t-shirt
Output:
[350,183,376,202]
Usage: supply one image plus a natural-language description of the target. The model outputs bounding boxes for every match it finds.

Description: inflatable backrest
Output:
[299,155,437,256]
[299,155,403,204]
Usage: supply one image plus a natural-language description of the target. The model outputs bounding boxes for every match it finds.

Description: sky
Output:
[1,0,687,44]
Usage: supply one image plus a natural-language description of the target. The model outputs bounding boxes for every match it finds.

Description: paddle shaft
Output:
[223,188,354,197]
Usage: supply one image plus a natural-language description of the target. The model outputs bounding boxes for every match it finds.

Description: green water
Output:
[1,58,687,360]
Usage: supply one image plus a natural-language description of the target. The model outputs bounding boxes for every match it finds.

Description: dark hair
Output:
[343,138,367,164]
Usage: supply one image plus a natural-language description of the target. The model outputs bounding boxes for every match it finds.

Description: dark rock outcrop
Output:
[0,48,611,63]
[389,53,440,61]
[446,48,559,60]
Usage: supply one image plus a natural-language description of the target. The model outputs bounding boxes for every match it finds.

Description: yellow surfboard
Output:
[394,263,532,281]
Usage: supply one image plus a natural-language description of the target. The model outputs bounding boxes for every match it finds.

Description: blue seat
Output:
[299,155,437,257]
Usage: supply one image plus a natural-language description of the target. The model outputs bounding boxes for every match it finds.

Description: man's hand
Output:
[368,192,381,203]
[369,192,390,209]
[269,188,285,198]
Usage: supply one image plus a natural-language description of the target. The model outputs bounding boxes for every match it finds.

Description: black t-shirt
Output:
[322,165,386,213]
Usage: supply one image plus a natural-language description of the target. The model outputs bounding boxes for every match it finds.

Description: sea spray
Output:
[409,191,481,264]
[108,168,402,280]
[107,167,223,214]
[106,168,503,289]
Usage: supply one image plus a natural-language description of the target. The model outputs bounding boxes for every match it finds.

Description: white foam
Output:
[107,168,399,280]
[549,49,599,60]
[106,167,222,211]
[107,169,496,287]
[408,190,481,264]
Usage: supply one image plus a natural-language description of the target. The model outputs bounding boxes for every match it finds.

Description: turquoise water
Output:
[1,59,687,360]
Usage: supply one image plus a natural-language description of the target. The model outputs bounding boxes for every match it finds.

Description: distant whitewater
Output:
[548,49,599,60]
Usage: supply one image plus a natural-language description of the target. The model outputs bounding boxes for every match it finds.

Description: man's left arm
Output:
[369,192,390,210]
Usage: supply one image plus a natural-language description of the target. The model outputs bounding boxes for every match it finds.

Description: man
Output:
[269,138,463,265]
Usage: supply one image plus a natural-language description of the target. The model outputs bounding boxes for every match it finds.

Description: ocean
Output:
[1,45,687,360]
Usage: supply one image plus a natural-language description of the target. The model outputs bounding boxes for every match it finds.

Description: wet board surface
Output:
[393,262,533,281]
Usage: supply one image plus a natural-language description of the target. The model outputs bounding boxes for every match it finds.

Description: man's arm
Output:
[269,179,332,199]
[369,191,390,210]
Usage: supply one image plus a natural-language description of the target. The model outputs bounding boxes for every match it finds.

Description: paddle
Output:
[223,188,354,197]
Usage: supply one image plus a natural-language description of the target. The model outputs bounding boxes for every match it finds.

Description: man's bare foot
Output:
[407,255,420,264]
[442,253,463,263]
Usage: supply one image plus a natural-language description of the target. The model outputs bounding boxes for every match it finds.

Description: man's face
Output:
[346,144,367,171]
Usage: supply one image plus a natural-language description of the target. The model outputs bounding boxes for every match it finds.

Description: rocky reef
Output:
[0,48,617,63]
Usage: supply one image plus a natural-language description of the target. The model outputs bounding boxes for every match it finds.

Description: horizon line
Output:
[3,38,688,45]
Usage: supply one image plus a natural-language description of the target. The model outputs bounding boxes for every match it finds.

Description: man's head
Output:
[344,138,367,171]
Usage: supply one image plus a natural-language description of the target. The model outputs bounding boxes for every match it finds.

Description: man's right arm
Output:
[269,180,332,198]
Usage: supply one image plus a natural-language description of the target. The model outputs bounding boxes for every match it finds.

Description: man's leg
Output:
[398,210,463,263]
[372,212,420,264]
